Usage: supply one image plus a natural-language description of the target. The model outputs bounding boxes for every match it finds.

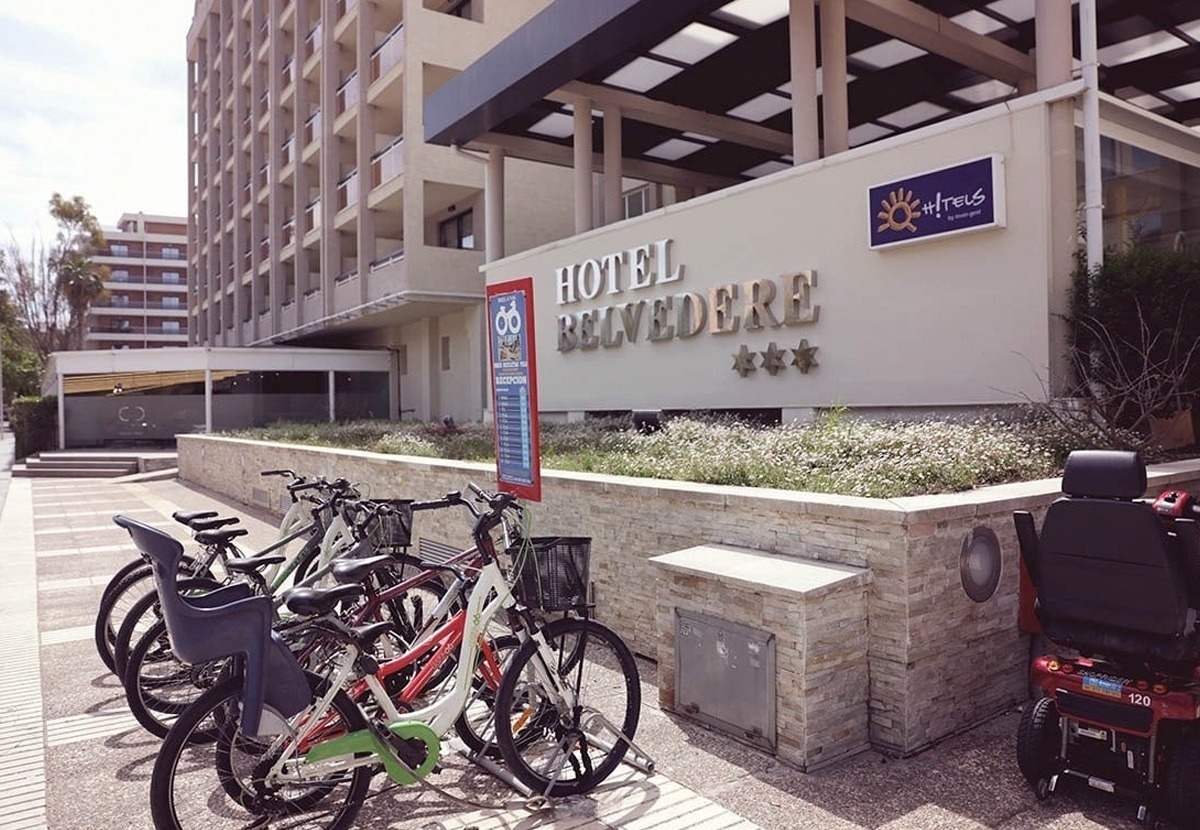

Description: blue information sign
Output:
[486,277,541,501]
[868,154,1006,250]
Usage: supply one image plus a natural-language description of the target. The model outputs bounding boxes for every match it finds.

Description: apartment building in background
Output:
[186,0,581,422]
[86,213,190,350]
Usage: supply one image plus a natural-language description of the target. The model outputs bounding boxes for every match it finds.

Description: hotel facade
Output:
[185,0,582,422]
[424,0,1200,422]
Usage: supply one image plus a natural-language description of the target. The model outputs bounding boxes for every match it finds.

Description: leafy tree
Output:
[48,193,108,350]
[0,193,107,357]
[0,290,43,405]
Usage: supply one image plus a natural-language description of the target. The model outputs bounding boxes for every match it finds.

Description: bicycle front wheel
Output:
[493,617,641,796]
[150,673,371,830]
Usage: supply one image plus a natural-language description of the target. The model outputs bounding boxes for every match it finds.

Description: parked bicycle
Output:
[115,482,642,829]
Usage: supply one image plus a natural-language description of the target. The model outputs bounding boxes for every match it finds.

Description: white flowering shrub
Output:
[225,410,1097,498]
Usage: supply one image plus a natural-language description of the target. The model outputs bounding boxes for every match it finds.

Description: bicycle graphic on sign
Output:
[493,297,523,361]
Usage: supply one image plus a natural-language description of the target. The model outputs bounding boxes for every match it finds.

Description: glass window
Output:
[1080,132,1200,251]
[111,244,129,257]
[440,335,451,371]
[623,186,651,219]
[162,321,181,332]
[438,210,474,249]
[334,372,389,420]
[163,272,182,284]
[163,247,181,260]
[113,270,130,282]
[162,296,181,309]
[211,371,330,431]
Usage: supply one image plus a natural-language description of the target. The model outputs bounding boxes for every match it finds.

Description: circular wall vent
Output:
[960,526,1002,603]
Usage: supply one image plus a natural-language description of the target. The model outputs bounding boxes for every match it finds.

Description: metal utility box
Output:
[675,608,776,752]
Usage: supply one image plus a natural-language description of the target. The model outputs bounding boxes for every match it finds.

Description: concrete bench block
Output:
[651,544,870,771]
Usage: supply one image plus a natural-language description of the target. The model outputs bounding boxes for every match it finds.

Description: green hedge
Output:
[10,396,57,460]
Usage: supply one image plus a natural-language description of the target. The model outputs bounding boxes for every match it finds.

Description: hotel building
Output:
[86,213,190,350]
[185,0,582,421]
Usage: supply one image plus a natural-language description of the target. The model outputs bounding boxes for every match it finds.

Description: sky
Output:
[0,0,193,242]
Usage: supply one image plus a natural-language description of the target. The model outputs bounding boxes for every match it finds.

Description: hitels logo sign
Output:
[868,155,1006,250]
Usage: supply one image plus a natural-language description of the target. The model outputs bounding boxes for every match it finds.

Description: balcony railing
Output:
[304,110,322,145]
[282,133,295,166]
[336,267,358,284]
[371,136,404,188]
[305,21,322,59]
[99,247,187,261]
[370,247,404,270]
[282,56,295,87]
[100,323,188,336]
[258,91,269,118]
[336,170,359,210]
[259,236,270,260]
[282,218,295,246]
[257,162,270,191]
[305,197,321,229]
[370,22,405,81]
[91,299,188,311]
[336,72,359,114]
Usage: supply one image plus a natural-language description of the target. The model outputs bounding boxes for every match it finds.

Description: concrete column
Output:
[204,369,213,433]
[485,148,506,262]
[603,104,622,225]
[1035,0,1072,89]
[819,0,849,155]
[355,0,373,305]
[573,98,594,233]
[1037,0,1082,396]
[56,375,65,450]
[788,0,820,163]
[266,0,285,339]
[328,370,337,422]
[319,0,340,319]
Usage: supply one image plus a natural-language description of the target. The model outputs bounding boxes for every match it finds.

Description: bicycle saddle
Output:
[194,527,250,545]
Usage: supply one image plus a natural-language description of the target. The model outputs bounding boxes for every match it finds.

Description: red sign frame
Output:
[485,276,542,501]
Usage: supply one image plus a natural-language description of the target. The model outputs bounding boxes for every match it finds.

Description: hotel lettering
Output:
[555,239,819,352]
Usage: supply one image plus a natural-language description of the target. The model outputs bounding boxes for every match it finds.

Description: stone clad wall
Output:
[177,435,1200,756]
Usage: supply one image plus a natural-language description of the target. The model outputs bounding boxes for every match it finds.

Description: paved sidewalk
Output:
[0,464,1169,829]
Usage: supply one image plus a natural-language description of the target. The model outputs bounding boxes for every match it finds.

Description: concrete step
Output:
[12,464,137,478]
[24,458,139,469]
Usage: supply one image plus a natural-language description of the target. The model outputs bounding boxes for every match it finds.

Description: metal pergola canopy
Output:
[426,0,1200,184]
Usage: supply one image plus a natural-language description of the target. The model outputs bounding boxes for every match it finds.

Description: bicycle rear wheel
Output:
[123,619,227,739]
[493,617,640,796]
[150,673,371,830]
[94,556,212,673]
[113,576,223,680]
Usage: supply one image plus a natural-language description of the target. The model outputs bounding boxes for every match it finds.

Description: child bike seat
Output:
[112,514,310,736]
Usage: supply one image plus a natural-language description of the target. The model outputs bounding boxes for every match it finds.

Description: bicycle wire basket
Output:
[506,536,592,612]
[362,499,414,551]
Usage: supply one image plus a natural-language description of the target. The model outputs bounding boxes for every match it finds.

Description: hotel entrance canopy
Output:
[44,347,396,449]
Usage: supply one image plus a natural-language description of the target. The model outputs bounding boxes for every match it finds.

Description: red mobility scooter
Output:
[1015,449,1200,827]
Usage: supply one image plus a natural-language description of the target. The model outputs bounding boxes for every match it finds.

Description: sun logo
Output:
[877,188,922,233]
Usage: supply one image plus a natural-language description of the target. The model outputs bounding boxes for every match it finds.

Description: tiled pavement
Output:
[0,438,1173,829]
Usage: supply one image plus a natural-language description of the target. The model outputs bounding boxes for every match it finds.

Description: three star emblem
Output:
[731,340,819,376]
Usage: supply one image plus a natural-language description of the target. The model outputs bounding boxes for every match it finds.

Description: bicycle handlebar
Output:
[261,469,298,479]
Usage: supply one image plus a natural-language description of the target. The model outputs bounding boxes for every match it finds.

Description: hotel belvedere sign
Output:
[487,277,541,501]
[555,239,818,356]
[868,155,1006,250]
